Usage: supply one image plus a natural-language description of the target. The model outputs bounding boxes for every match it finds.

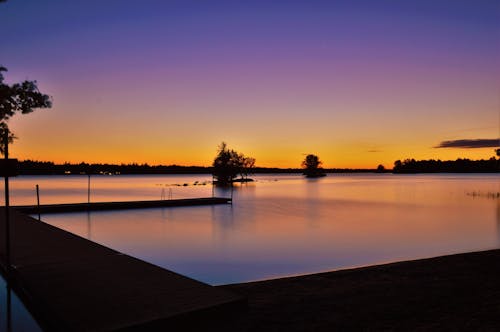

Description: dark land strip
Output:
[222,249,500,331]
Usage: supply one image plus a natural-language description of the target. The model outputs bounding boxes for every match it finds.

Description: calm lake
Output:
[3,173,499,286]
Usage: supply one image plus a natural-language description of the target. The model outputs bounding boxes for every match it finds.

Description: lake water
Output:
[3,173,499,286]
[0,275,43,331]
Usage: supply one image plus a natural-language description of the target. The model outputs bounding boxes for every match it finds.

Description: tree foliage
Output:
[301,154,325,177]
[212,142,255,185]
[0,122,16,155]
[0,66,52,155]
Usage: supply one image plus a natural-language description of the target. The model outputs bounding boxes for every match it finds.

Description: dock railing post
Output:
[87,173,91,204]
[36,184,40,220]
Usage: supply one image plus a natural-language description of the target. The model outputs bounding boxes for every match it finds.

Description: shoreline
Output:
[220,248,500,331]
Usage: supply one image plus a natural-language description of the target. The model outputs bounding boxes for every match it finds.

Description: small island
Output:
[301,154,326,178]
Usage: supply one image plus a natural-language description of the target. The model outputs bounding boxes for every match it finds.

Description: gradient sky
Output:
[1,0,499,168]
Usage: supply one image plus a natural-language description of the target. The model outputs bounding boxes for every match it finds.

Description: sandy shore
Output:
[219,249,500,331]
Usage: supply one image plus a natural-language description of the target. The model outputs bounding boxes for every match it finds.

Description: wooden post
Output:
[36,184,40,220]
[87,174,91,204]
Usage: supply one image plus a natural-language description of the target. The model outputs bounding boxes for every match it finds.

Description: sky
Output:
[1,0,499,168]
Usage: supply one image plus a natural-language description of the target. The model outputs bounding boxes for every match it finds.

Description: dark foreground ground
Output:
[220,249,500,331]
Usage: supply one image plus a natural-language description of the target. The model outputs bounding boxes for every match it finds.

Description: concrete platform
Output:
[0,208,245,331]
[13,197,231,214]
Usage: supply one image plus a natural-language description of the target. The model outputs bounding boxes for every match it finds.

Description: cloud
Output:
[367,150,381,153]
[434,138,500,149]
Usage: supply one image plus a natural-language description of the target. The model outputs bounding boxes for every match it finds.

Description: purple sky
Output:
[1,0,499,167]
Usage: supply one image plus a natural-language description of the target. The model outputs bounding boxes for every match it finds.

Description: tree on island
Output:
[301,154,326,177]
[212,142,255,185]
[240,156,256,181]
[0,66,52,155]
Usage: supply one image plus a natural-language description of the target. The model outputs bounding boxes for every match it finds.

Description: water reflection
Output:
[4,283,12,332]
[2,174,217,205]
[36,174,500,285]
[0,275,42,331]
[86,211,92,241]
[497,200,500,245]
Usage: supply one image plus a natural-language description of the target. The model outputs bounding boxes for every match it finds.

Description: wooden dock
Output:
[13,197,231,214]
[0,207,245,331]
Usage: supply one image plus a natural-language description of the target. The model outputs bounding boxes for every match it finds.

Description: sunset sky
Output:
[1,0,499,168]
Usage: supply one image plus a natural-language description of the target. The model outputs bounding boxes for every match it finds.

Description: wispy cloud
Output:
[367,150,381,153]
[434,138,500,149]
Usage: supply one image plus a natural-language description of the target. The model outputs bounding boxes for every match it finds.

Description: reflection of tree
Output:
[305,178,320,227]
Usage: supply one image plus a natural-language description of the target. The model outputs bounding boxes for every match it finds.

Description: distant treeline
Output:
[18,160,210,175]
[16,160,375,175]
[13,158,499,175]
[393,158,499,173]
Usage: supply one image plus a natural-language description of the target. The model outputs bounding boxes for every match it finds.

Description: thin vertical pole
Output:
[212,175,215,198]
[4,130,11,275]
[36,184,40,220]
[87,174,91,204]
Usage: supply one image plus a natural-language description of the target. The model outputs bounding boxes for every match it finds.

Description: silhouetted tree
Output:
[302,154,325,177]
[0,66,52,155]
[376,164,385,173]
[496,148,500,157]
[0,122,15,155]
[212,142,255,185]
[240,156,256,181]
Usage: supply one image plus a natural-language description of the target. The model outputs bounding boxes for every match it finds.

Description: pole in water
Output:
[36,184,41,220]
[87,174,91,204]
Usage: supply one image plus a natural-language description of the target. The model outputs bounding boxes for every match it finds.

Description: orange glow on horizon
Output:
[2,1,499,171]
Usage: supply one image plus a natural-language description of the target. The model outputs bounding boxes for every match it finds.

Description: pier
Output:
[13,197,232,214]
[0,207,245,331]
